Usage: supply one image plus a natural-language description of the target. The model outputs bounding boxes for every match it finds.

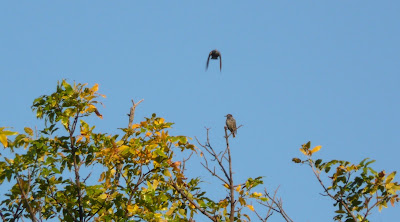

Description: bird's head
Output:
[225,114,233,118]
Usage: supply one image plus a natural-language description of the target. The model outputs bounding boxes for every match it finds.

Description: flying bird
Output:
[206,49,222,71]
[225,114,237,138]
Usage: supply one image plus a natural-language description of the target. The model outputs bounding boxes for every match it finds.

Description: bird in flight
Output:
[206,49,222,71]
[225,114,237,138]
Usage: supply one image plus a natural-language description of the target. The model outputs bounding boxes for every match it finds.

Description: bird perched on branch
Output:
[206,49,222,71]
[225,114,237,138]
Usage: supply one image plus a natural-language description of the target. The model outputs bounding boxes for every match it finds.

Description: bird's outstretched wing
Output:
[219,54,222,72]
[206,53,211,70]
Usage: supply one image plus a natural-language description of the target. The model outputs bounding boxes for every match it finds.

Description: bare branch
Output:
[128,99,144,128]
[261,187,293,222]
[224,127,235,222]
[196,132,230,183]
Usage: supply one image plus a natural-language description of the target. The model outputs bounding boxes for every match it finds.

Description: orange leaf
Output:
[171,161,181,169]
[76,136,83,143]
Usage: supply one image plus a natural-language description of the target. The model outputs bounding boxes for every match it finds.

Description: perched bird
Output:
[206,49,222,71]
[225,114,237,138]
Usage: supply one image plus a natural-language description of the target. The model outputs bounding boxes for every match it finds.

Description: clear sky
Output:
[1,1,399,221]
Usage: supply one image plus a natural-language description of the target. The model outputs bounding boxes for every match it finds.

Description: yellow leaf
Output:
[145,132,151,137]
[0,134,8,147]
[236,185,241,192]
[157,118,165,124]
[127,204,138,213]
[163,169,172,177]
[252,192,262,197]
[166,206,176,216]
[311,145,322,154]
[98,172,105,182]
[110,169,116,176]
[299,148,307,156]
[38,155,45,162]
[91,83,99,92]
[385,172,396,184]
[247,205,255,211]
[153,180,159,189]
[154,213,162,218]
[131,124,140,129]
[99,194,107,200]
[24,127,33,136]
[224,184,230,189]
[239,197,246,206]
[118,145,130,153]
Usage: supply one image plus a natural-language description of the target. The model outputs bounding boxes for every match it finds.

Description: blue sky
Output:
[1,1,400,221]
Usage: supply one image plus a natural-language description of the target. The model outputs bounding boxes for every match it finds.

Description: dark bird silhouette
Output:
[225,114,237,138]
[206,49,222,71]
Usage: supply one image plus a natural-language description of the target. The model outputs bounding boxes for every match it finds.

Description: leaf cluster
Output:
[293,141,400,222]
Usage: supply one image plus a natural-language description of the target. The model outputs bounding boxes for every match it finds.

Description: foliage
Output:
[0,80,286,222]
[0,80,398,222]
[0,80,198,221]
[293,141,400,222]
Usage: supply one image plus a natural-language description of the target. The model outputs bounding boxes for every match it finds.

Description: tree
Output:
[0,80,398,221]
[293,142,400,222]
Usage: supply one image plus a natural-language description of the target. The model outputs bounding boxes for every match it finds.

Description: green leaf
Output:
[325,166,331,173]
[155,148,167,158]
[62,80,73,93]
[365,159,376,166]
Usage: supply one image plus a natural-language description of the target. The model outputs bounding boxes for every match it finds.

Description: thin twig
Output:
[70,113,84,222]
[169,181,216,221]
[16,176,37,222]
